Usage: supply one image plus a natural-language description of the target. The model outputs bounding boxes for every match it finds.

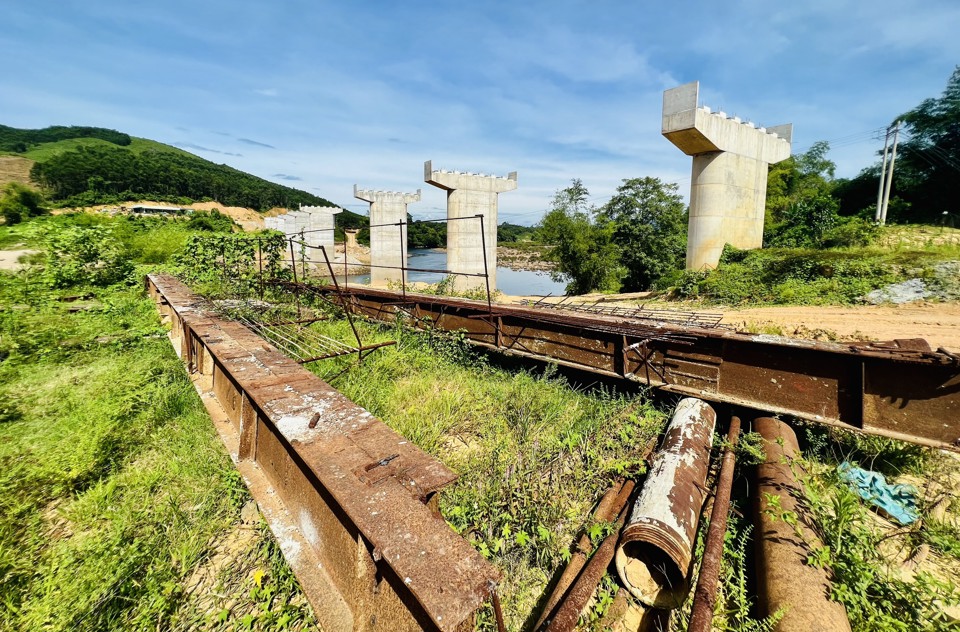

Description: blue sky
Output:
[4,0,959,223]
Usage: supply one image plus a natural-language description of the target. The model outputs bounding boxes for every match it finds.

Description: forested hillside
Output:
[0,124,131,153]
[1,125,337,211]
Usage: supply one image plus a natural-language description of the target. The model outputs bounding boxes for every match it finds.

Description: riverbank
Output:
[497,243,554,272]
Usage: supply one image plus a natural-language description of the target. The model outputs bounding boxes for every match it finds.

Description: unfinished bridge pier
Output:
[269,206,341,266]
[299,204,342,257]
[662,81,792,270]
[354,185,421,285]
[424,160,517,291]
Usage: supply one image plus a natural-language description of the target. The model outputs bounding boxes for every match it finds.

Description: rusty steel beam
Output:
[308,284,960,450]
[146,274,498,632]
[615,398,716,609]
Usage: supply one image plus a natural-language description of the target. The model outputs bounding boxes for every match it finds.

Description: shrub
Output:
[0,183,46,225]
[821,217,879,248]
[42,225,134,288]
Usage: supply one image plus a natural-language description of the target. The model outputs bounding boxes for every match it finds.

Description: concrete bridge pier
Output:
[354,186,421,285]
[662,81,792,270]
[300,205,342,256]
[424,160,517,292]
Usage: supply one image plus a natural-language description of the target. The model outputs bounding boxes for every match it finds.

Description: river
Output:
[347,248,568,296]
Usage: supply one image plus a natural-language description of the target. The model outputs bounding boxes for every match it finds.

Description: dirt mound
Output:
[0,155,35,188]
[189,201,265,232]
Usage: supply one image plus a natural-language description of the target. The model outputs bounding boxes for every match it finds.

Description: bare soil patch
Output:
[189,201,264,231]
[723,302,960,352]
[0,155,35,187]
[0,248,40,271]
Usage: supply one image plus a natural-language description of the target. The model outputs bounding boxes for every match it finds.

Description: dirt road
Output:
[722,302,960,352]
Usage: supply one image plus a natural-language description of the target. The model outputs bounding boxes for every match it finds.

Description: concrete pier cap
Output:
[424,160,517,292]
[662,81,792,270]
[354,185,421,285]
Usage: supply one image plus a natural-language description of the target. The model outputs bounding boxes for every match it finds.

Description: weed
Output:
[800,470,959,631]
[0,216,314,631]
[293,315,664,627]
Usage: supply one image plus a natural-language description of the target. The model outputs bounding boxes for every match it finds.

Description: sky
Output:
[3,0,960,224]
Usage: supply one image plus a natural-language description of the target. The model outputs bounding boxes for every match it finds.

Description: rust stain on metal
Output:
[146,274,498,632]
[308,283,960,450]
[688,416,740,632]
[753,417,852,632]
[543,500,633,632]
[615,398,716,609]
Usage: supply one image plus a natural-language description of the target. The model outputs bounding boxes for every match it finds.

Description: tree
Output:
[538,180,623,294]
[766,141,836,224]
[764,141,842,246]
[43,225,133,287]
[894,66,960,222]
[835,67,960,224]
[0,183,46,225]
[596,177,687,291]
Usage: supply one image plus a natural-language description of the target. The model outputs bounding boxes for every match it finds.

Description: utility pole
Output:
[879,121,901,225]
[875,125,892,222]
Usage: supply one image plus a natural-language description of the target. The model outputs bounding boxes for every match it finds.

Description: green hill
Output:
[0,124,348,214]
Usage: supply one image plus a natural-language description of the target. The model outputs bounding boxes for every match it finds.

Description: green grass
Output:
[281,310,666,629]
[0,214,315,631]
[670,239,960,306]
[5,213,958,631]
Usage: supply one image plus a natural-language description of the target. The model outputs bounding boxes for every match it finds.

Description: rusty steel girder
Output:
[146,274,498,632]
[314,284,960,451]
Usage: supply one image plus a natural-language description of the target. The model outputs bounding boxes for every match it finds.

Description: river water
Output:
[347,248,567,296]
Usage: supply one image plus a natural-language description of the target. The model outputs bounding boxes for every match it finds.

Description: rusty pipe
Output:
[753,417,851,632]
[687,416,741,632]
[543,495,633,632]
[615,398,716,609]
[535,478,636,630]
[488,581,507,632]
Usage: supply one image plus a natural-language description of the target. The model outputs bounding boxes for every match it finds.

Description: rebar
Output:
[687,416,741,632]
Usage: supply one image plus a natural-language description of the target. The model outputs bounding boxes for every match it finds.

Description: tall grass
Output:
[0,271,314,631]
[302,314,667,628]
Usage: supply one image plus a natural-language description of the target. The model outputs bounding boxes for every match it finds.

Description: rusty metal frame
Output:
[146,274,498,632]
[308,284,960,450]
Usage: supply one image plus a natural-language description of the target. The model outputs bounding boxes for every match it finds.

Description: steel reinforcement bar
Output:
[316,284,960,450]
[146,274,498,632]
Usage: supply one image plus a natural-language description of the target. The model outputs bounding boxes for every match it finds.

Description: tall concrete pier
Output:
[299,205,341,254]
[353,185,421,285]
[424,160,517,291]
[662,81,792,270]
[270,206,341,266]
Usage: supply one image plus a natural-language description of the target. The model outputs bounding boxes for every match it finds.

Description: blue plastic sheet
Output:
[838,462,920,525]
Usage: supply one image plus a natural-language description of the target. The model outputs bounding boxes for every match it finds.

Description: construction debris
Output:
[753,417,852,632]
[615,398,716,608]
[688,416,741,632]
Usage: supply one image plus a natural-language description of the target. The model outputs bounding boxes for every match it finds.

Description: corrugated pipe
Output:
[615,398,716,609]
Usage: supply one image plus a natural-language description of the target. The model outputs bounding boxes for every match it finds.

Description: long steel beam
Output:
[146,274,498,632]
[313,284,960,451]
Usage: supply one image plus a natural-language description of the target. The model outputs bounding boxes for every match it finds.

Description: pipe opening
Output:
[616,541,687,609]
